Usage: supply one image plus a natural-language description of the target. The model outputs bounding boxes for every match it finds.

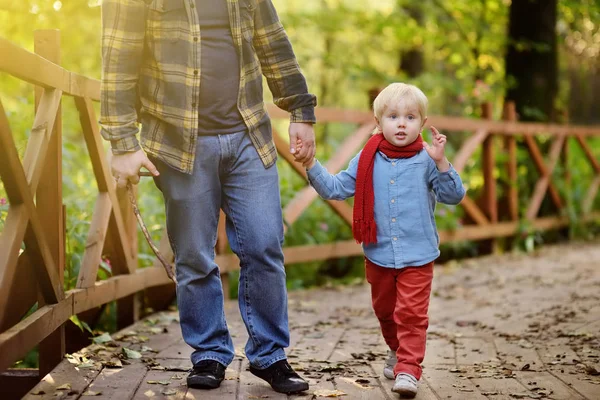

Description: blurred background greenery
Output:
[1,0,599,367]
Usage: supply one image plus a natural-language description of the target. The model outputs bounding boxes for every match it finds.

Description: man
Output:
[100,0,316,394]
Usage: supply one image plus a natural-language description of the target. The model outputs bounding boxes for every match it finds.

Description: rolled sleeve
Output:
[431,163,466,205]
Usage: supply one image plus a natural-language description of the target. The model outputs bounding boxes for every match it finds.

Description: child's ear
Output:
[421,116,428,129]
[374,116,382,133]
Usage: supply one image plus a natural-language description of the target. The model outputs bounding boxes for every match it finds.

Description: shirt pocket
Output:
[147,0,186,42]
[240,0,256,42]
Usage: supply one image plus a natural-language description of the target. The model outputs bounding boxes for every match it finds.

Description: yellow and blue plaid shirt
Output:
[100,0,317,173]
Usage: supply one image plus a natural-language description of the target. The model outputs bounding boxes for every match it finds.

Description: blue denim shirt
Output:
[307,149,466,269]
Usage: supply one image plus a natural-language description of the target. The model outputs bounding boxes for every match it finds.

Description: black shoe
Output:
[249,359,309,394]
[187,360,226,389]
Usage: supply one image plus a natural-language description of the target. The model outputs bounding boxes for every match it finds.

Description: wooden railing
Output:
[1,31,600,390]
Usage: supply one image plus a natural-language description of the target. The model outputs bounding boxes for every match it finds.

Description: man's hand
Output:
[289,122,316,167]
[110,149,159,189]
[423,126,450,172]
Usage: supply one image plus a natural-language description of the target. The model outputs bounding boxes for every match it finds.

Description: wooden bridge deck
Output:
[23,242,600,399]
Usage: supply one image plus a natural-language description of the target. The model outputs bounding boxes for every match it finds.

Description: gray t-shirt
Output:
[196,0,246,134]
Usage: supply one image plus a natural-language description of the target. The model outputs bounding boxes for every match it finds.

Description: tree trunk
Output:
[398,4,424,78]
[505,0,558,122]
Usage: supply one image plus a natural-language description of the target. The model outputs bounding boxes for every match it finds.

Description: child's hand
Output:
[295,139,315,168]
[423,126,450,172]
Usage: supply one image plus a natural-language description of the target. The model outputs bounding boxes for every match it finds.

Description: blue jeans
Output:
[152,131,289,369]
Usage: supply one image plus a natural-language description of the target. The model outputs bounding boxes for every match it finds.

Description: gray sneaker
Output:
[391,373,418,398]
[383,350,397,380]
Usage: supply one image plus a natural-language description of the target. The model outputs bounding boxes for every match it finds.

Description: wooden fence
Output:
[1,31,600,392]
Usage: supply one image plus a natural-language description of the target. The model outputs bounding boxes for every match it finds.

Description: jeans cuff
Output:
[249,349,287,369]
[191,353,234,368]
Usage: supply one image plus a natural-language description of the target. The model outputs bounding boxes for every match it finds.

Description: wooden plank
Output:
[481,103,497,224]
[334,364,389,400]
[267,104,600,137]
[0,253,37,331]
[423,367,487,399]
[460,196,490,225]
[423,339,455,365]
[0,297,72,372]
[470,377,533,398]
[525,136,565,220]
[0,369,41,400]
[267,104,373,125]
[78,193,112,288]
[575,134,600,173]
[455,337,497,365]
[22,90,63,190]
[23,358,101,400]
[132,367,188,399]
[71,267,172,314]
[505,134,519,220]
[35,30,66,378]
[582,175,600,214]
[523,135,563,210]
[84,361,147,399]
[0,207,30,324]
[0,37,101,100]
[514,371,586,400]
[452,128,489,173]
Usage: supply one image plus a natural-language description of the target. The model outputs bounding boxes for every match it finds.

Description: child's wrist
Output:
[305,158,316,170]
[436,157,450,172]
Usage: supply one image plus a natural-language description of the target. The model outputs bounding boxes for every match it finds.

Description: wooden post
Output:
[502,102,519,221]
[481,102,499,253]
[34,29,65,378]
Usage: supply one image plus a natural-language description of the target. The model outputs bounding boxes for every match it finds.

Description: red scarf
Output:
[353,134,423,245]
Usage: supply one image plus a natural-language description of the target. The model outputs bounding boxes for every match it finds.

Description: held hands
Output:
[423,126,450,172]
[289,122,316,167]
[110,149,159,189]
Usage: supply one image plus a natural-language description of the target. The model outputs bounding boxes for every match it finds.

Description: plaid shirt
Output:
[100,0,317,174]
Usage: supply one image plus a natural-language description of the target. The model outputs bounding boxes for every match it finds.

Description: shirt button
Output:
[392,162,396,166]
[193,37,199,42]
[391,199,395,203]
[391,218,396,222]
[390,179,394,184]
[193,70,198,75]
[393,237,397,241]
[192,102,197,107]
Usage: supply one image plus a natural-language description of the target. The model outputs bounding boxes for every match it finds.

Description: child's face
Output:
[376,98,426,147]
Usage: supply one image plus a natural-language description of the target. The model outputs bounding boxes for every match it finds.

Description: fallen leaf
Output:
[31,390,45,395]
[162,389,178,395]
[313,389,346,397]
[82,390,102,396]
[56,383,72,390]
[92,333,113,344]
[147,380,170,385]
[122,347,142,359]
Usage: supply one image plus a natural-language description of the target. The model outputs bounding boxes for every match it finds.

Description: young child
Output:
[303,83,465,398]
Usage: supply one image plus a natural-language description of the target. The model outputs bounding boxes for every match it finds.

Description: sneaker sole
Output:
[186,377,222,389]
[391,387,417,398]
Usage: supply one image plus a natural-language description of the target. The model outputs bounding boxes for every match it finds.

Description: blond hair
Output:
[373,83,428,122]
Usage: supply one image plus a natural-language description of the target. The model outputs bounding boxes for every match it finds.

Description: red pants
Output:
[365,258,434,379]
